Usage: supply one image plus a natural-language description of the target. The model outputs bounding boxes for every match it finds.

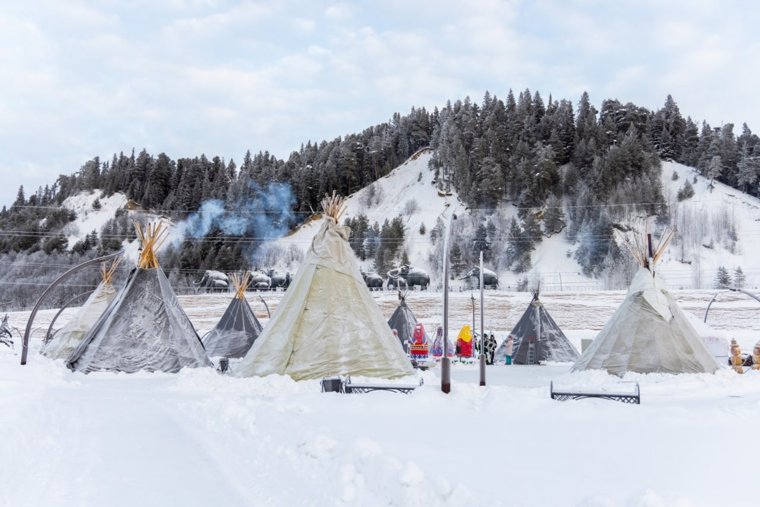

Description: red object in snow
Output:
[457,337,473,357]
[410,323,429,357]
[412,323,426,344]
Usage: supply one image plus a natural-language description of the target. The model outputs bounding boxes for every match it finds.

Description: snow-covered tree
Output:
[707,155,722,187]
[734,266,746,289]
[714,266,731,288]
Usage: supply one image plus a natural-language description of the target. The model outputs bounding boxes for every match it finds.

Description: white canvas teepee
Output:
[42,258,122,361]
[234,193,414,380]
[573,228,719,375]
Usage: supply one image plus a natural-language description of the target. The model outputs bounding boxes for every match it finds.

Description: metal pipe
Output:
[441,212,455,394]
[44,290,95,344]
[704,287,760,323]
[21,251,122,365]
[258,295,271,318]
[479,251,486,386]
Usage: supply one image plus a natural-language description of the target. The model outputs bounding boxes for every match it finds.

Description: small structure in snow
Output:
[495,288,579,365]
[202,271,263,359]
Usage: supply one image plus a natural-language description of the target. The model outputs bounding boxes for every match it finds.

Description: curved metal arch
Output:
[704,287,760,324]
[44,290,95,344]
[258,295,271,319]
[21,251,123,365]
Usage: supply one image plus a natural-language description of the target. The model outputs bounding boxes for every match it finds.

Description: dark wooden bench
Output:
[321,376,423,394]
[550,381,640,404]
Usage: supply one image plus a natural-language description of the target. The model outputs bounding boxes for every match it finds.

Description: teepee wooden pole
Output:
[229,271,251,299]
[135,221,166,269]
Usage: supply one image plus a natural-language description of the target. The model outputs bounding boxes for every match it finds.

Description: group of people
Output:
[475,333,514,365]
[395,322,515,366]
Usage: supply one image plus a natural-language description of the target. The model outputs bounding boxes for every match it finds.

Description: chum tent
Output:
[572,228,719,375]
[67,222,212,374]
[494,289,579,365]
[42,257,122,361]
[202,271,263,359]
[387,291,428,352]
[234,192,414,380]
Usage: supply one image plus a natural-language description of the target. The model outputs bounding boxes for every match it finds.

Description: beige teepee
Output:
[572,227,719,375]
[234,192,414,380]
[42,257,122,360]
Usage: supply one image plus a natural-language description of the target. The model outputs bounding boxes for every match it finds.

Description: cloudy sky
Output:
[1,0,758,207]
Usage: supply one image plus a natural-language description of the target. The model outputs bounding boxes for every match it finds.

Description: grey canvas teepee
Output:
[202,272,263,359]
[572,228,719,375]
[234,193,414,380]
[67,222,212,374]
[387,291,426,352]
[495,289,579,364]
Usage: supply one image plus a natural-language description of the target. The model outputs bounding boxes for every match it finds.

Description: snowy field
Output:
[2,289,760,507]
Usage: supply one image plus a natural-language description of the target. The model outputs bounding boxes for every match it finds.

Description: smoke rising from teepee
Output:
[170,182,297,253]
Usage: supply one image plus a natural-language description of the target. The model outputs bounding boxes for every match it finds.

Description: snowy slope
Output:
[60,190,127,249]
[277,149,466,277]
[56,156,760,291]
[657,161,760,289]
[277,155,760,291]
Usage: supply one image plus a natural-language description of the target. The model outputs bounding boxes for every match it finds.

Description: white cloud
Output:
[1,0,760,209]
[324,3,353,21]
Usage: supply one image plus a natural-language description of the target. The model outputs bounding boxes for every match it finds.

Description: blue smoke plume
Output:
[173,182,296,247]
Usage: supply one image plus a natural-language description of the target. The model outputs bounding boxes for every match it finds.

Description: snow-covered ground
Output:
[2,289,759,507]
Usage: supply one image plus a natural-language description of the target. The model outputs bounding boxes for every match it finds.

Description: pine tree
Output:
[505,217,523,266]
[450,242,463,277]
[676,180,695,201]
[543,195,565,235]
[734,266,746,289]
[736,144,759,193]
[13,185,25,208]
[708,155,723,187]
[714,266,731,288]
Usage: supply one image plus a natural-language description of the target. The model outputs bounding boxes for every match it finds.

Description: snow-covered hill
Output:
[60,191,127,249]
[658,160,760,289]
[275,152,760,291]
[276,148,467,275]
[55,154,760,291]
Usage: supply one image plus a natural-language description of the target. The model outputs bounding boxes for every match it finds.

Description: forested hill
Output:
[1,90,759,309]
